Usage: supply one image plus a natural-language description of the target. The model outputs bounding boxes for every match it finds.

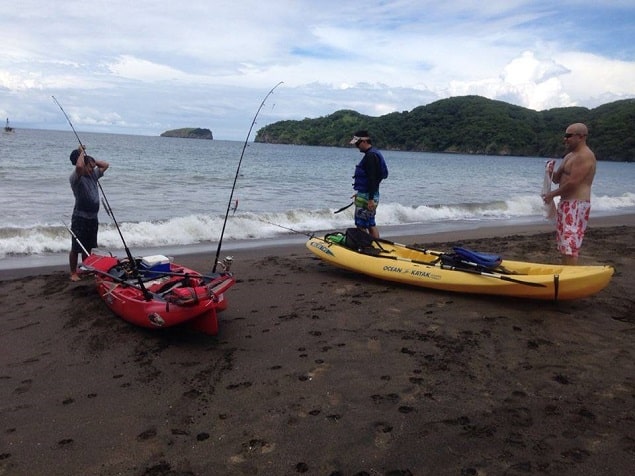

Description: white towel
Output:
[543,160,556,220]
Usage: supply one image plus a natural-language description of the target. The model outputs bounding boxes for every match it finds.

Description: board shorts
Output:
[556,200,591,258]
[70,216,99,254]
[354,192,379,229]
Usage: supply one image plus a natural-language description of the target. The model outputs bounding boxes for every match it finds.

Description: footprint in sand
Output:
[13,379,32,395]
[136,428,157,441]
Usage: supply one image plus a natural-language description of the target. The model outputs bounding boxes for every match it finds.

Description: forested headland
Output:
[255,95,635,161]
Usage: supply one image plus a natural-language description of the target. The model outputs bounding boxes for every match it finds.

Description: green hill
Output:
[160,128,213,139]
[255,96,635,161]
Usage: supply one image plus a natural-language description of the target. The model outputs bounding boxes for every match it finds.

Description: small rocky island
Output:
[160,128,213,140]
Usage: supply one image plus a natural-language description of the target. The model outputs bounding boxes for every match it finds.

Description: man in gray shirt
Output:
[69,146,109,281]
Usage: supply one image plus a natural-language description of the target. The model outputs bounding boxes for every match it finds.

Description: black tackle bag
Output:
[344,228,375,251]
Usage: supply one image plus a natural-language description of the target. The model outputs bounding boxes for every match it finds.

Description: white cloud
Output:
[502,51,570,86]
[0,0,633,138]
[446,51,574,110]
[556,52,635,102]
[106,56,189,82]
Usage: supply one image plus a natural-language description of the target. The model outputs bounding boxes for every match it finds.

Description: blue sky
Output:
[1,0,634,140]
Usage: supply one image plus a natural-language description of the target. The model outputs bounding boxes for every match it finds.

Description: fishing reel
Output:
[216,256,234,272]
[118,258,143,279]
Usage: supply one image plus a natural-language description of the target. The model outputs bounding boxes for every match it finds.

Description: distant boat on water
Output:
[4,118,14,133]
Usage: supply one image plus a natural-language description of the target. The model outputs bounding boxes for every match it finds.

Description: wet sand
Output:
[1,216,634,475]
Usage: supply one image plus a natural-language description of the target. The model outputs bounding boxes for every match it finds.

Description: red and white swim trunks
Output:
[556,200,591,258]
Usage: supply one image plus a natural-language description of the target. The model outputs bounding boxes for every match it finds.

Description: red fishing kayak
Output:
[80,252,235,335]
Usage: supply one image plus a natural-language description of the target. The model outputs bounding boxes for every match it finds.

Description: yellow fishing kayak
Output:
[306,232,614,301]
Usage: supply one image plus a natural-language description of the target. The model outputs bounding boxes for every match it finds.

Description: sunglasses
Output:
[564,133,578,138]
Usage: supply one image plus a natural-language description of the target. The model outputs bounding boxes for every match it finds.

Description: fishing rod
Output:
[98,195,140,267]
[261,212,543,288]
[334,202,354,214]
[212,81,284,272]
[53,96,152,299]
[62,219,90,256]
[52,96,84,148]
[52,95,135,264]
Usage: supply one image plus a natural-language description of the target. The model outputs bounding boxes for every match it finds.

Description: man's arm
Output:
[75,147,87,175]
[364,152,381,199]
[95,159,109,174]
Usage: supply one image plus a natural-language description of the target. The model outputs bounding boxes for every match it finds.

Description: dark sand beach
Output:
[1,216,634,475]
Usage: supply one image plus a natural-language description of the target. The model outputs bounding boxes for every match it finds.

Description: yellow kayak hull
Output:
[306,236,614,301]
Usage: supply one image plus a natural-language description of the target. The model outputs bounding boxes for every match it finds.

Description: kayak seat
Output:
[107,265,128,281]
[452,247,502,268]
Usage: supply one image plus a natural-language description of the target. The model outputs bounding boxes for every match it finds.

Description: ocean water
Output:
[1,128,634,268]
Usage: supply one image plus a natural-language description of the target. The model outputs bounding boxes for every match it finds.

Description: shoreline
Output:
[1,214,634,475]
[1,213,633,281]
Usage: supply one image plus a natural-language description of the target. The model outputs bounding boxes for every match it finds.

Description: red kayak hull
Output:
[81,253,235,335]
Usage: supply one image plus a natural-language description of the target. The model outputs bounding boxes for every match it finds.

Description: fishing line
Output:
[257,217,316,239]
[212,81,284,272]
[53,96,151,299]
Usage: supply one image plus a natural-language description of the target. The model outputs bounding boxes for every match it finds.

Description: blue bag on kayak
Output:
[452,247,502,269]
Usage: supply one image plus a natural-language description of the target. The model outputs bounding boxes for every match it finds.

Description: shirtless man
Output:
[542,123,597,265]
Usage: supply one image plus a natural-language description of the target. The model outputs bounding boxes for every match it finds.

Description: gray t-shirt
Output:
[69,166,103,220]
